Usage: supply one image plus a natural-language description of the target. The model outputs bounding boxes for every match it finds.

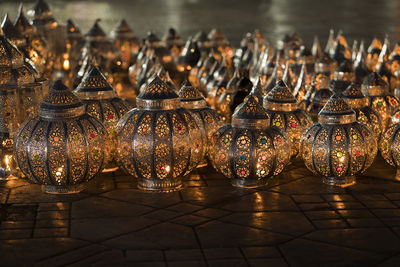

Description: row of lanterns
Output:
[2,0,400,194]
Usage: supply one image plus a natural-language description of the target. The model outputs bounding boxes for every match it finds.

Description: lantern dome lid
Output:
[66,19,81,36]
[40,80,84,119]
[146,31,160,43]
[163,27,180,41]
[264,80,297,111]
[368,37,383,53]
[111,19,134,39]
[362,72,388,96]
[32,0,51,16]
[318,94,356,124]
[342,83,364,99]
[178,80,207,109]
[299,46,312,57]
[74,66,116,99]
[232,94,270,128]
[137,75,180,110]
[85,19,106,38]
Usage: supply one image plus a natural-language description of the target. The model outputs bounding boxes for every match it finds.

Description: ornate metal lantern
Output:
[361,72,400,127]
[263,80,312,157]
[0,116,17,180]
[178,81,223,167]
[0,28,36,134]
[300,94,377,186]
[116,75,204,192]
[15,80,108,194]
[342,83,383,138]
[74,66,131,170]
[210,95,290,188]
[379,123,400,180]
[110,19,139,70]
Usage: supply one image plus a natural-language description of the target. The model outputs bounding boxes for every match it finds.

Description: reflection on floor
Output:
[1,157,400,266]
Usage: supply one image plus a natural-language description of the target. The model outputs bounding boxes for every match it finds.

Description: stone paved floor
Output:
[2,157,400,266]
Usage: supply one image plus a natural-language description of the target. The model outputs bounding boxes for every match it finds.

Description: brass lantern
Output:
[116,75,204,192]
[263,80,312,157]
[300,94,377,187]
[361,72,400,127]
[210,95,290,188]
[379,123,400,180]
[74,66,131,170]
[342,83,383,139]
[15,80,108,194]
[178,81,223,167]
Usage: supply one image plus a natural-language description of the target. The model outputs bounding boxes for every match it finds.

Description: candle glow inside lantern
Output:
[116,75,204,192]
[300,94,377,187]
[15,80,108,194]
[210,95,290,188]
[379,122,400,180]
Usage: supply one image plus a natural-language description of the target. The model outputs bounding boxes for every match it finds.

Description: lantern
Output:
[300,94,377,186]
[263,80,312,157]
[342,83,383,139]
[361,72,399,127]
[210,95,290,188]
[116,75,204,192]
[178,81,223,167]
[379,123,400,180]
[0,116,17,180]
[15,80,108,193]
[74,66,131,170]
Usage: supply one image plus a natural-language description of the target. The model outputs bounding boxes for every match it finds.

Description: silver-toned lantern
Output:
[15,80,108,194]
[361,72,400,127]
[116,75,204,192]
[74,66,131,170]
[263,80,312,157]
[300,94,377,187]
[379,123,400,180]
[178,81,223,167]
[342,83,383,139]
[210,95,290,188]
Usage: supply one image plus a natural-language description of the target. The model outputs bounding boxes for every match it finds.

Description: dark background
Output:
[1,0,400,47]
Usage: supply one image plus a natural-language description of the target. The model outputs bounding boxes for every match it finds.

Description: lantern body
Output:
[0,121,17,180]
[210,95,290,188]
[264,81,312,157]
[301,95,377,186]
[379,123,400,179]
[15,81,108,194]
[116,76,204,192]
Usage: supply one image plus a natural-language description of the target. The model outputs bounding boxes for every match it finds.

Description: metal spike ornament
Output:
[300,94,377,187]
[15,80,109,194]
[263,80,312,157]
[210,95,290,188]
[116,75,204,192]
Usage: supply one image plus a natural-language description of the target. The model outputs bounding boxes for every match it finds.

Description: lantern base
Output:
[197,159,208,168]
[395,169,400,181]
[102,166,119,173]
[137,178,183,193]
[42,184,86,194]
[231,178,267,188]
[322,176,356,187]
